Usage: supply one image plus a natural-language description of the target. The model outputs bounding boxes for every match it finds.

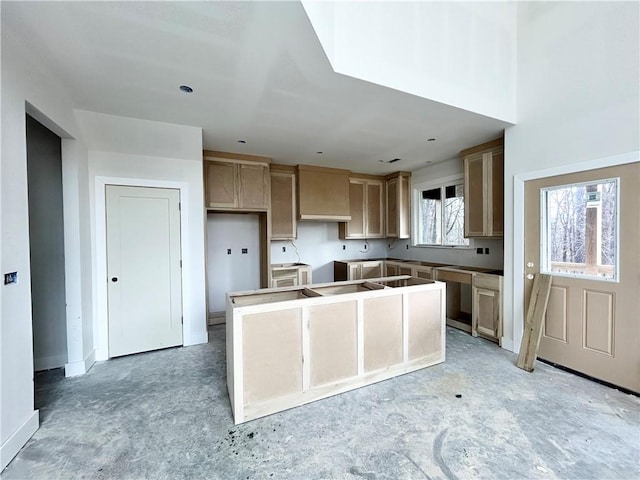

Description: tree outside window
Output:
[543,179,618,280]
[416,182,468,247]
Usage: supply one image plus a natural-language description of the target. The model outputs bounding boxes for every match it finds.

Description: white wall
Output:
[503,1,640,352]
[271,223,388,283]
[302,1,517,123]
[207,213,261,313]
[75,110,207,361]
[1,17,90,469]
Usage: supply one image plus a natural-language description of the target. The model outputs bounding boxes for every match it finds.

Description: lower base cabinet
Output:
[270,263,312,288]
[472,273,503,343]
[226,277,446,424]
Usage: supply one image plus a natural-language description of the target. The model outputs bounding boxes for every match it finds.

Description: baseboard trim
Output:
[34,354,67,372]
[208,311,225,325]
[1,410,39,472]
[501,337,515,353]
[65,349,96,377]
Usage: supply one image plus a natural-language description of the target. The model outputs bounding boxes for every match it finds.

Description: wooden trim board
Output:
[517,274,553,372]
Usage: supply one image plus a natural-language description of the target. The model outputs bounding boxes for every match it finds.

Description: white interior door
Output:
[524,163,639,392]
[106,185,182,357]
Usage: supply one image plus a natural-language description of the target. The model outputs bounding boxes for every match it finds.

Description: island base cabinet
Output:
[226,277,446,424]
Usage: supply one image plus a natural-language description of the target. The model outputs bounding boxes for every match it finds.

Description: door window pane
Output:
[542,179,618,280]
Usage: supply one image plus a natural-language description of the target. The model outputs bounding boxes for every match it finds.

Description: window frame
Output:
[539,176,620,283]
[412,174,474,249]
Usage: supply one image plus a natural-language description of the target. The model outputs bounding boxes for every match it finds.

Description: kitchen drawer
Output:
[474,273,501,290]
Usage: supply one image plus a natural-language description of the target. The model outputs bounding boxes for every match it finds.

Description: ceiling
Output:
[4,1,511,174]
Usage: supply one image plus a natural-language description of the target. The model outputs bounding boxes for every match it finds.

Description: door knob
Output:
[111,277,118,282]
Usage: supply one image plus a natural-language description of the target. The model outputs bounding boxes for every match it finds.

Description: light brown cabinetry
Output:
[297,165,351,221]
[384,260,413,277]
[339,176,384,239]
[204,151,270,211]
[334,260,384,281]
[270,263,312,288]
[472,273,503,344]
[270,165,297,240]
[385,172,411,239]
[462,138,503,237]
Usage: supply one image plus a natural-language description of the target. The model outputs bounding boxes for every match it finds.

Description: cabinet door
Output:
[385,174,410,239]
[490,150,504,236]
[473,287,500,339]
[298,266,312,285]
[464,152,486,237]
[239,163,269,209]
[348,263,361,280]
[271,171,296,239]
[273,276,298,288]
[385,178,398,237]
[398,265,413,276]
[385,262,399,277]
[413,266,432,280]
[206,161,237,208]
[398,174,411,239]
[366,181,384,237]
[347,180,366,237]
[361,261,383,279]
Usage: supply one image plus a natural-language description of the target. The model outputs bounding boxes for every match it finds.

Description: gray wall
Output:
[207,213,261,313]
[26,114,67,370]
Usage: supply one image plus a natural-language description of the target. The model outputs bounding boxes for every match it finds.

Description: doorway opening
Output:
[26,114,68,373]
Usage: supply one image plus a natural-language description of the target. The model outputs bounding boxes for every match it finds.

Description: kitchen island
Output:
[226,276,446,424]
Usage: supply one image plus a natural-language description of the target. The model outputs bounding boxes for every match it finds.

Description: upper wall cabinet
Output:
[462,138,504,237]
[339,175,385,239]
[296,165,351,221]
[385,172,411,239]
[204,150,270,211]
[270,164,297,240]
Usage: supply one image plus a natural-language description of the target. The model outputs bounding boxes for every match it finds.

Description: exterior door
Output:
[524,163,639,392]
[106,185,183,357]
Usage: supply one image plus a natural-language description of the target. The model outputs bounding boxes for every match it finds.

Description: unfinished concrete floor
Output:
[3,326,638,480]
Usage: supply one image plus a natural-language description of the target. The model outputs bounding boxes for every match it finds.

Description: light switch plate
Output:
[4,272,18,285]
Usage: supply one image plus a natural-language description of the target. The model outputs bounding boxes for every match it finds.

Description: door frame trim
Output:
[511,151,638,354]
[94,176,189,361]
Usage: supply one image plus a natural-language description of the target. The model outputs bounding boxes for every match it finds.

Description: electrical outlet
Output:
[227,249,231,255]
[4,272,17,285]
[363,244,368,250]
[242,248,248,254]
[342,245,346,250]
[406,244,409,250]
[282,246,286,252]
[484,248,490,254]
[476,248,483,254]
